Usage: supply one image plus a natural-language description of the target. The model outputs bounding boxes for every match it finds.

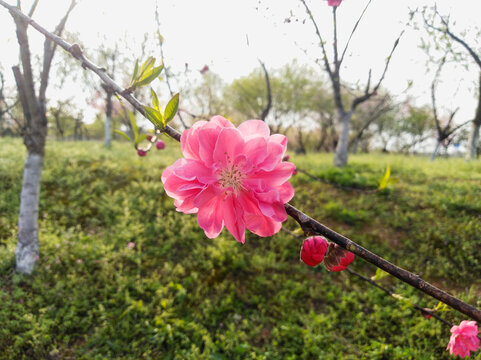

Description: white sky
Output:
[1,0,480,124]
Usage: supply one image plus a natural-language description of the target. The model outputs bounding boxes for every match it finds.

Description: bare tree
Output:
[423,6,481,159]
[7,0,76,274]
[430,60,470,161]
[300,0,402,166]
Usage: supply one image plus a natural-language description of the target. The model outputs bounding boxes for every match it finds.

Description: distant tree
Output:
[7,0,76,274]
[300,0,402,166]
[429,60,470,161]
[422,6,481,159]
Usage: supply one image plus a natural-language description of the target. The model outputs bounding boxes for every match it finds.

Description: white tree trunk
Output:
[430,139,441,161]
[16,152,43,274]
[466,121,480,160]
[104,114,112,147]
[334,111,352,167]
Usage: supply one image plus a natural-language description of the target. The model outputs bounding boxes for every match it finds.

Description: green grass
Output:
[0,137,480,359]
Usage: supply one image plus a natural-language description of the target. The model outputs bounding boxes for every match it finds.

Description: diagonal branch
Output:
[351,31,404,111]
[299,0,333,81]
[258,58,272,121]
[284,203,481,322]
[339,0,372,65]
[425,7,481,70]
[3,1,480,324]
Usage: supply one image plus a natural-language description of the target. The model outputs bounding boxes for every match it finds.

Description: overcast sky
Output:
[1,0,480,124]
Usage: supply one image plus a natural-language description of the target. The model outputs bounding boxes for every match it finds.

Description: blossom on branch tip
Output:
[156,140,165,150]
[323,243,354,271]
[300,236,328,267]
[327,0,342,6]
[446,320,479,358]
[161,116,295,243]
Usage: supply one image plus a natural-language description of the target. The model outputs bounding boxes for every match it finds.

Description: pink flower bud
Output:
[147,135,153,142]
[323,243,354,271]
[200,65,209,74]
[127,242,135,249]
[300,236,328,267]
[156,140,165,150]
[137,149,147,157]
[283,155,290,161]
[293,168,298,176]
[447,320,479,358]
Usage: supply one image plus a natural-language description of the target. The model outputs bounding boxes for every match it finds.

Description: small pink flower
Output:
[147,135,153,142]
[200,65,209,74]
[137,149,147,157]
[127,242,135,249]
[156,140,165,150]
[447,320,479,358]
[76,259,83,264]
[327,0,342,6]
[162,116,295,243]
[300,236,328,267]
[323,243,354,271]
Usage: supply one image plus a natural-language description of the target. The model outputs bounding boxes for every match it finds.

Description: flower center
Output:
[218,164,244,192]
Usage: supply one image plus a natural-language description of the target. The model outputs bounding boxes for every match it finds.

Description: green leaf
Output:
[143,106,164,128]
[378,165,391,190]
[131,59,139,84]
[138,57,155,78]
[151,88,159,111]
[126,109,139,142]
[136,65,163,87]
[114,129,132,143]
[137,134,149,144]
[164,93,179,124]
[371,268,389,282]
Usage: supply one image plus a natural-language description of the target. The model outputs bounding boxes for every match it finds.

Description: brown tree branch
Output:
[4,2,480,324]
[351,31,404,111]
[339,0,373,65]
[299,0,334,81]
[424,8,481,69]
[284,203,481,322]
[258,59,272,121]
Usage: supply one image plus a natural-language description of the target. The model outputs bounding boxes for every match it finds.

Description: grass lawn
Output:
[0,137,480,359]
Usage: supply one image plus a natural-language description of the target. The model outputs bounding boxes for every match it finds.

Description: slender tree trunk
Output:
[467,121,480,159]
[104,90,112,147]
[334,110,352,167]
[430,139,441,161]
[16,152,43,273]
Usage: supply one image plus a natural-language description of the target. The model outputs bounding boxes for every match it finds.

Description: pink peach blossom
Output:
[162,116,295,243]
[323,243,354,271]
[327,0,342,6]
[300,236,328,267]
[447,320,479,358]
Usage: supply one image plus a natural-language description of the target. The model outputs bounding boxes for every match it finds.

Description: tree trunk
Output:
[104,90,112,146]
[334,111,352,167]
[16,151,43,274]
[430,139,441,161]
[466,121,480,159]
